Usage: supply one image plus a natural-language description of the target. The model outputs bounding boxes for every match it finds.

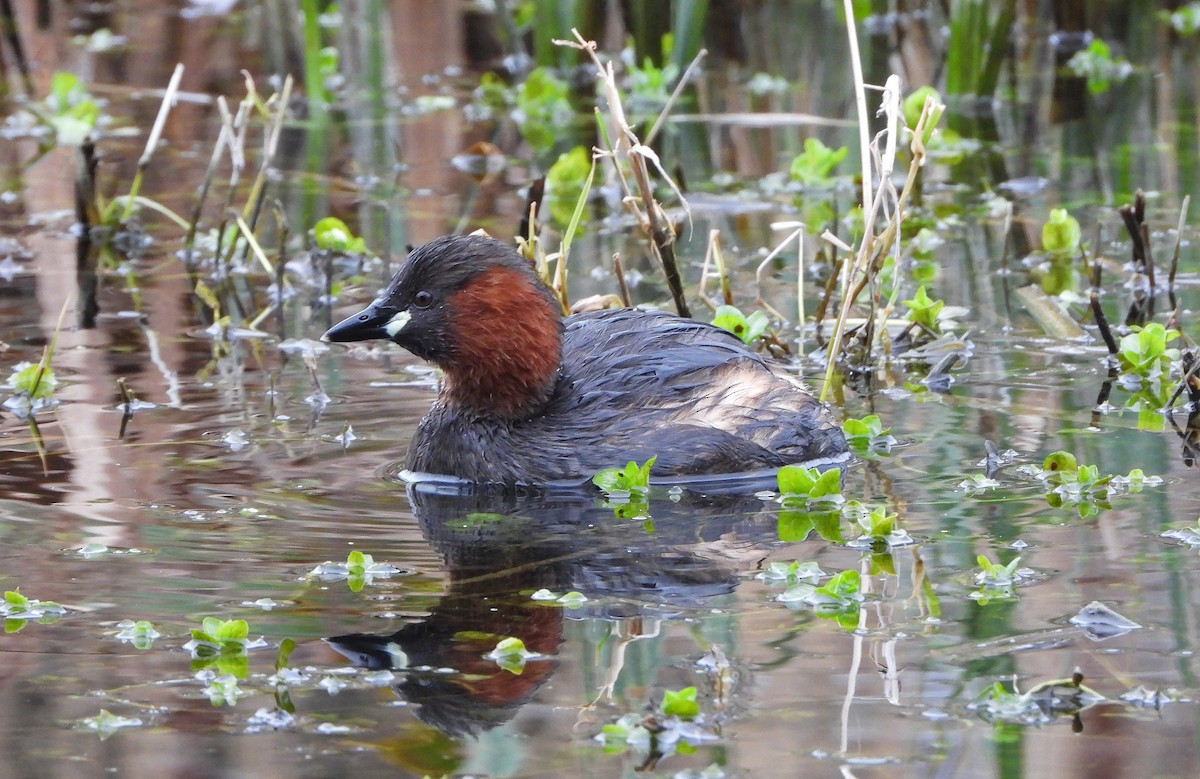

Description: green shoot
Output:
[789,138,848,187]
[660,686,700,720]
[901,286,944,332]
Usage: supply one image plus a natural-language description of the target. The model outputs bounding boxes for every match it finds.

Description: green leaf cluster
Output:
[711,305,770,345]
[1041,208,1081,257]
[789,138,848,187]
[6,361,57,401]
[660,686,699,720]
[902,286,944,332]
[593,456,655,496]
[515,67,573,155]
[1066,38,1132,94]
[777,464,842,504]
[841,414,895,454]
[45,72,101,145]
[1117,323,1180,379]
[312,217,367,254]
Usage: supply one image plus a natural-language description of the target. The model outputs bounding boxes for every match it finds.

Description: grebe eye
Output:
[413,290,434,309]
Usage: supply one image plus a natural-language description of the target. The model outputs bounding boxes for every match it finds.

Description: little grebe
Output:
[323,234,846,484]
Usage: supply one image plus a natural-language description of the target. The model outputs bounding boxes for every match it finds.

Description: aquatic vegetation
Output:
[901,286,944,334]
[840,414,895,455]
[1117,323,1181,380]
[531,589,589,608]
[1067,39,1133,94]
[487,636,539,674]
[114,619,161,650]
[1167,3,1200,34]
[970,554,1033,603]
[845,503,913,549]
[660,686,699,720]
[593,457,655,496]
[1024,451,1161,517]
[1,589,66,632]
[776,464,843,505]
[756,560,825,586]
[1161,516,1200,548]
[514,67,575,156]
[711,304,770,345]
[78,709,143,739]
[3,360,57,413]
[23,71,102,146]
[1041,208,1082,258]
[308,550,403,592]
[312,217,367,255]
[783,569,865,629]
[970,672,1105,728]
[789,138,848,188]
[945,0,1016,98]
[545,146,592,229]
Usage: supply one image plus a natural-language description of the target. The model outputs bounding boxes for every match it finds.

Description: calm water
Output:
[2,1,1200,777]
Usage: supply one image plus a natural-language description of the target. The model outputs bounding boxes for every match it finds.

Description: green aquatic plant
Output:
[1167,3,1200,34]
[970,554,1029,603]
[856,506,896,538]
[307,550,402,592]
[789,138,848,188]
[624,48,680,118]
[1117,323,1181,380]
[711,305,770,345]
[186,616,265,678]
[114,619,160,650]
[902,286,944,333]
[190,616,251,649]
[843,501,913,549]
[902,86,943,144]
[487,636,538,674]
[1029,451,1159,517]
[1041,208,1082,257]
[593,457,655,496]
[1,589,66,633]
[777,464,842,504]
[4,361,58,416]
[756,560,825,586]
[312,216,367,254]
[39,71,101,145]
[1067,39,1132,94]
[515,67,574,156]
[775,568,863,627]
[841,414,895,454]
[79,709,143,739]
[971,672,1105,727]
[660,686,699,720]
[945,0,1015,99]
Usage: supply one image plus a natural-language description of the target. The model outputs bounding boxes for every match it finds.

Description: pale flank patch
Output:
[384,309,412,337]
[671,363,786,444]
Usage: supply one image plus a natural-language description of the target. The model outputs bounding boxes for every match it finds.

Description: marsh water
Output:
[2,1,1200,777]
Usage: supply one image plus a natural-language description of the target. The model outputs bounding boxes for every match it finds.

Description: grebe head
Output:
[324,235,563,417]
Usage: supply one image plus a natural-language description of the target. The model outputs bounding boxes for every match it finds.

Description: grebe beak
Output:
[322,302,402,343]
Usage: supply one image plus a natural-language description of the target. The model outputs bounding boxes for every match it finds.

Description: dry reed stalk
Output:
[557,30,692,317]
